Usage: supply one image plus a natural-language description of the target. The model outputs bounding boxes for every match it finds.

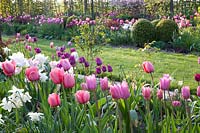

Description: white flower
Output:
[9,52,27,67]
[27,58,40,67]
[15,67,22,75]
[2,47,11,55]
[49,61,58,69]
[0,98,15,112]
[67,67,74,75]
[39,72,48,82]
[0,62,2,69]
[8,86,24,94]
[178,81,183,86]
[21,92,32,103]
[71,52,79,62]
[34,53,48,65]
[122,24,130,30]
[0,114,4,124]
[27,112,44,122]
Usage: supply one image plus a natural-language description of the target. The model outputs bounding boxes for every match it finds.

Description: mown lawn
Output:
[3,36,200,92]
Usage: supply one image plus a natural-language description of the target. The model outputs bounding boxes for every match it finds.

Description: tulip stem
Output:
[94,91,101,132]
[185,100,191,131]
[116,101,123,133]
[124,100,133,133]
[150,73,154,87]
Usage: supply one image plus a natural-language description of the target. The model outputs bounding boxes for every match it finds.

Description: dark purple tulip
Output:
[69,56,76,67]
[96,67,101,74]
[25,34,29,40]
[57,63,62,68]
[61,55,66,59]
[60,45,66,52]
[84,61,89,68]
[107,64,113,72]
[64,52,70,58]
[32,37,38,42]
[96,57,102,66]
[79,57,86,63]
[195,74,200,82]
[34,48,41,54]
[57,51,63,57]
[70,48,76,53]
[102,65,107,72]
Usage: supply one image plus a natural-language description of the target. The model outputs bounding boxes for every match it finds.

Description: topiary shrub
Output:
[156,19,179,42]
[151,19,160,27]
[131,19,155,47]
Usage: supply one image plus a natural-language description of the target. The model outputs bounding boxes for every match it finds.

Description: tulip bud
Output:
[142,61,154,73]
[63,73,75,89]
[48,93,61,107]
[50,68,64,84]
[194,74,200,82]
[100,77,109,91]
[75,90,90,104]
[181,86,190,99]
[157,89,163,100]
[2,60,16,77]
[25,66,40,81]
[85,75,96,91]
[197,86,200,97]
[172,101,181,107]
[142,87,151,100]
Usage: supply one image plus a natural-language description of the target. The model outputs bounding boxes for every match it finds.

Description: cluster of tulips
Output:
[1,35,200,131]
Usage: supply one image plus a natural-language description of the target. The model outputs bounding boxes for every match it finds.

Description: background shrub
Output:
[131,19,155,47]
[2,23,15,35]
[156,19,178,42]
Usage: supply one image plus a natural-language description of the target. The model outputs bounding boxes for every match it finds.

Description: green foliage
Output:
[172,27,200,52]
[131,19,155,47]
[108,29,133,46]
[116,14,133,20]
[2,23,15,35]
[38,24,64,40]
[156,19,179,42]
[73,22,109,63]
[151,19,160,27]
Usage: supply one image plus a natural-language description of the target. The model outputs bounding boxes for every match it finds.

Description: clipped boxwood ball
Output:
[131,19,155,47]
[156,19,178,42]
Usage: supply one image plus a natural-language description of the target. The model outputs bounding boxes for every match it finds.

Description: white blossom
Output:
[27,112,44,122]
[0,114,4,124]
[9,52,27,67]
[39,72,48,82]
[0,98,15,112]
[178,81,183,86]
[49,61,58,69]
[34,53,48,65]
[2,47,11,55]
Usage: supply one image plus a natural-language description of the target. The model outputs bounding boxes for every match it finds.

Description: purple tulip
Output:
[96,57,102,66]
[64,52,70,58]
[69,56,76,67]
[57,51,63,57]
[32,37,38,42]
[34,48,41,54]
[102,65,107,72]
[79,57,86,63]
[60,45,66,52]
[25,34,29,40]
[70,48,76,53]
[84,61,89,68]
[107,64,113,72]
[96,67,101,74]
[57,63,62,68]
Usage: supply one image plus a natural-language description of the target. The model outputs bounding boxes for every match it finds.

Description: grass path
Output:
[3,36,199,91]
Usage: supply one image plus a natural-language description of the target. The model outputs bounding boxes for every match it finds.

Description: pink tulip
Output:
[100,77,109,91]
[25,66,40,81]
[197,86,200,97]
[181,86,190,99]
[142,61,154,73]
[160,76,170,90]
[85,75,96,91]
[198,57,200,64]
[120,81,130,99]
[50,68,64,84]
[50,42,54,48]
[60,59,71,71]
[2,60,16,76]
[142,87,151,100]
[157,89,163,100]
[172,101,181,107]
[48,93,61,107]
[110,84,121,99]
[16,33,20,38]
[81,83,88,90]
[63,73,75,89]
[75,90,90,104]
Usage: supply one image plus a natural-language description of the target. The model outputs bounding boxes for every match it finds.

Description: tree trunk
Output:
[84,0,87,15]
[91,0,94,19]
[170,0,174,18]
